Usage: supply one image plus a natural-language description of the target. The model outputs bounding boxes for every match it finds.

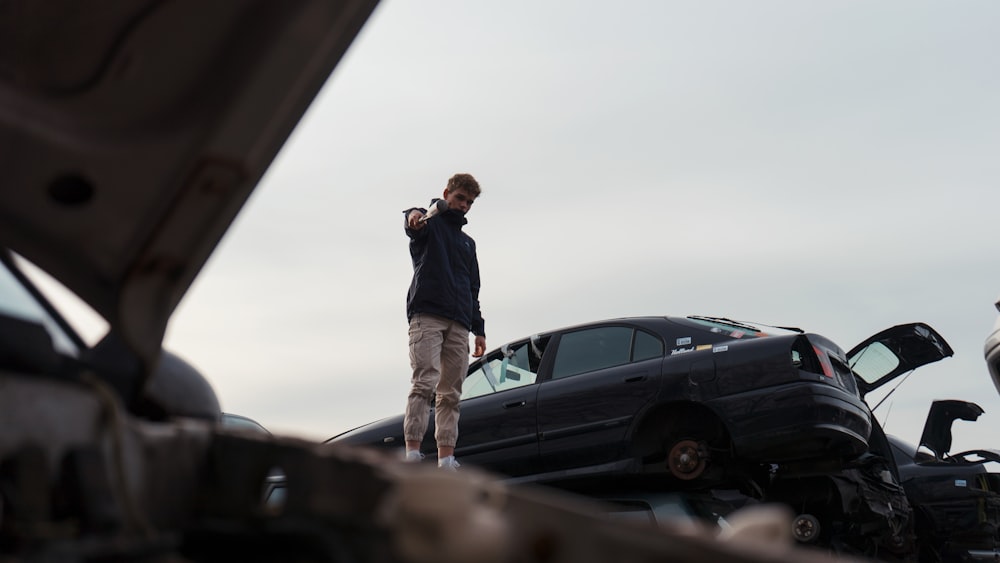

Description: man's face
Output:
[442,188,476,214]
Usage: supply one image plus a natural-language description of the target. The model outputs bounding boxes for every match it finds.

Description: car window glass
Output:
[633,329,663,361]
[12,254,109,347]
[462,367,497,399]
[552,326,632,379]
[265,483,286,510]
[685,317,775,339]
[461,338,544,400]
[0,258,80,357]
[849,342,900,385]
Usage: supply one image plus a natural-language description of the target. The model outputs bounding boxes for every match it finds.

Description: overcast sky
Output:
[163,1,1000,454]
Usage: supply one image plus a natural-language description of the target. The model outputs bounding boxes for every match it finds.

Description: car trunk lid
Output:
[847,322,953,398]
[918,399,986,460]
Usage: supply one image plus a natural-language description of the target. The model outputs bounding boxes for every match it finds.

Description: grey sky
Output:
[164,1,1000,453]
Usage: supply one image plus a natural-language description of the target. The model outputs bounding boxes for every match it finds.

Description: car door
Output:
[453,336,549,476]
[536,325,663,472]
[847,322,954,398]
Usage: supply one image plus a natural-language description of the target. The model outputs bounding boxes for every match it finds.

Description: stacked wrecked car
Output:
[333,316,1000,561]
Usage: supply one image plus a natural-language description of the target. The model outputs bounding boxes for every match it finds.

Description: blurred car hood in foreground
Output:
[0,0,375,374]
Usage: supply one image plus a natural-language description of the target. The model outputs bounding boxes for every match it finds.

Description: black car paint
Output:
[695,333,872,462]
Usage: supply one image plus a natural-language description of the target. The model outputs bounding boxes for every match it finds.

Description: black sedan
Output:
[331,316,951,487]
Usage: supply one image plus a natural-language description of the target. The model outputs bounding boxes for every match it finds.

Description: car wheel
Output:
[667,439,707,480]
[635,405,761,491]
[648,409,735,485]
[792,513,821,543]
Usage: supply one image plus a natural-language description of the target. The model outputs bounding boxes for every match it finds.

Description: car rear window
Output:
[684,317,775,339]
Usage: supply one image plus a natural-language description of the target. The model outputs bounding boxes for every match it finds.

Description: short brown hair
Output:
[446,173,481,197]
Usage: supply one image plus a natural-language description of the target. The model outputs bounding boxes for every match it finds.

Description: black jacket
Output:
[403,201,485,336]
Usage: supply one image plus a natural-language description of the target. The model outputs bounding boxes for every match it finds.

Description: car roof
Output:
[492,315,763,338]
[0,1,378,374]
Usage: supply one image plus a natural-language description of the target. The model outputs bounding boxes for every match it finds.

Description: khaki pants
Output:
[404,313,470,448]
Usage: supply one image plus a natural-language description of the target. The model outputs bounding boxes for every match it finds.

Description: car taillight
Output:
[812,345,835,378]
[791,336,836,379]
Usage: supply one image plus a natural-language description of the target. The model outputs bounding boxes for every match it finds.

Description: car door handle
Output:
[623,374,647,383]
[503,400,526,409]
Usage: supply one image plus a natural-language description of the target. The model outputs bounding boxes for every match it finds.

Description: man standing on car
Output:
[401,173,487,470]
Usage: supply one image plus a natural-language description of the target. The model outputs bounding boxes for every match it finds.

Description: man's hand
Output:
[407,210,426,230]
[473,335,486,358]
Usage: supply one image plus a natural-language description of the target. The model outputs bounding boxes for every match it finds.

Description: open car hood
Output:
[0,1,378,370]
[847,322,954,398]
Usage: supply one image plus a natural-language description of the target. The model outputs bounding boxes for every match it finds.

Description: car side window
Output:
[552,326,631,379]
[462,367,497,399]
[461,336,548,400]
[551,327,663,380]
[633,329,664,362]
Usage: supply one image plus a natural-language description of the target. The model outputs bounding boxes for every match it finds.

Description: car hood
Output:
[325,414,402,444]
[0,1,378,371]
[847,322,954,397]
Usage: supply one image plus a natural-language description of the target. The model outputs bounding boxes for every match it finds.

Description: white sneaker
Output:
[437,455,460,471]
[404,450,425,462]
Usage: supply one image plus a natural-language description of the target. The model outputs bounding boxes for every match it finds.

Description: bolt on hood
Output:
[0,0,379,371]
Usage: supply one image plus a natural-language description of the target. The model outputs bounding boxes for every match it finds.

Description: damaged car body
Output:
[889,400,1000,561]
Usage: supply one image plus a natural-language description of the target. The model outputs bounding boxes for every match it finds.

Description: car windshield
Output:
[0,257,80,358]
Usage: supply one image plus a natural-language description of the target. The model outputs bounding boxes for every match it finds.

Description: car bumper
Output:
[709,381,872,463]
